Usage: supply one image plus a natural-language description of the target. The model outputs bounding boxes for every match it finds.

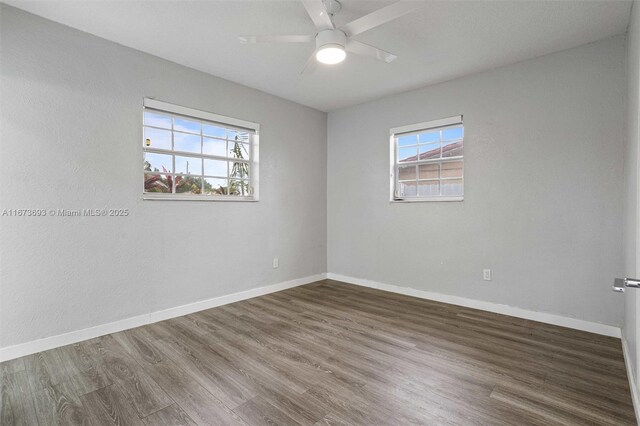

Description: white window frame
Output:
[142,98,260,201]
[390,115,464,202]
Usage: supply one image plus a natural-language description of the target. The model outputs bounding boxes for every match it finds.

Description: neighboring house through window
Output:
[390,115,463,202]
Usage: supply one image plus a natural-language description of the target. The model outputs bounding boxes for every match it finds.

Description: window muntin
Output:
[391,117,463,201]
[142,100,258,200]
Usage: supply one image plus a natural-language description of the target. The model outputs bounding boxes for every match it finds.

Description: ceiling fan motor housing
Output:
[316,29,347,50]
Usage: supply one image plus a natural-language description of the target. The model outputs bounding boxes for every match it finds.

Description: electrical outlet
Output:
[483,269,492,281]
[273,258,279,269]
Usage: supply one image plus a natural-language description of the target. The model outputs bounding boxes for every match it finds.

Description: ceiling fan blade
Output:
[239,35,314,44]
[341,1,425,36]
[346,40,397,63]
[301,0,335,30]
[301,50,318,74]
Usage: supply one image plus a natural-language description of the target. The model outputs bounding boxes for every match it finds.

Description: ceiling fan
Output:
[239,0,425,73]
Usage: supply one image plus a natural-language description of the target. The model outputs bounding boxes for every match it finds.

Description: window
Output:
[390,115,463,202]
[142,98,259,201]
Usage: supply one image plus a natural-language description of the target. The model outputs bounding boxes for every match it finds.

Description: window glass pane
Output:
[441,161,463,178]
[397,134,417,147]
[229,179,250,196]
[203,137,227,157]
[144,127,171,150]
[144,173,172,193]
[229,142,250,160]
[204,178,228,195]
[398,146,417,163]
[142,105,257,199]
[392,120,463,200]
[175,176,202,194]
[418,163,439,180]
[442,178,463,196]
[418,181,440,197]
[202,124,226,139]
[419,143,440,160]
[397,165,416,181]
[174,133,200,153]
[442,140,463,157]
[173,117,201,134]
[204,159,227,177]
[418,131,439,144]
[442,127,463,141]
[144,111,171,129]
[175,156,202,175]
[398,181,417,197]
[144,152,172,173]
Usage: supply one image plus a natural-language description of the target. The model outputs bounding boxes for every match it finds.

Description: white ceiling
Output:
[7,0,632,111]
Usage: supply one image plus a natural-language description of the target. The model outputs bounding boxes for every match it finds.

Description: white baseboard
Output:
[622,336,640,423]
[0,273,326,362]
[326,273,621,338]
[0,271,622,362]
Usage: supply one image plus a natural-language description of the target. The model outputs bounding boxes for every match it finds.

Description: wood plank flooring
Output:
[1,279,636,425]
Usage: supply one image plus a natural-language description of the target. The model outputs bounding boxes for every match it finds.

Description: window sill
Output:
[390,196,463,203]
[143,194,258,202]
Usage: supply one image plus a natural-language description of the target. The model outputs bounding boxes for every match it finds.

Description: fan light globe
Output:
[316,44,346,64]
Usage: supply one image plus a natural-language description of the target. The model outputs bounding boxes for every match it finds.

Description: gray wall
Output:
[0,3,631,351]
[0,5,327,348]
[327,35,627,326]
[624,1,640,389]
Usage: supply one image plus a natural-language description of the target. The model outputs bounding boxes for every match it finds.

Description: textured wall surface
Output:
[0,3,632,353]
[0,5,327,348]
[624,1,640,389]
[328,36,627,326]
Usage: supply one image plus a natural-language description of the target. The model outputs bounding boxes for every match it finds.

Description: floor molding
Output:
[0,273,326,362]
[1,272,622,362]
[622,336,640,422]
[326,273,622,338]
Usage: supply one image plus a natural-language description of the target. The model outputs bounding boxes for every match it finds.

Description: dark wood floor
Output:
[1,279,636,425]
